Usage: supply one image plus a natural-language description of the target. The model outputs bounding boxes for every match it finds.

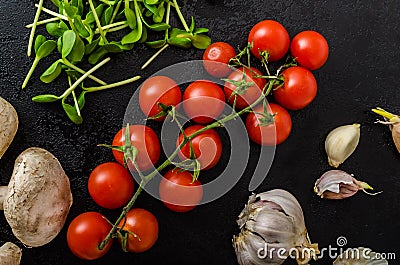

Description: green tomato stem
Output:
[61,58,107,85]
[28,0,44,57]
[88,0,108,43]
[141,44,169,70]
[98,76,275,250]
[172,0,190,32]
[59,57,111,99]
[84,75,140,92]
[26,17,60,28]
[22,57,40,89]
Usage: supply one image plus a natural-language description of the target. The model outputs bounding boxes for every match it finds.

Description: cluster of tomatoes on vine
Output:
[65,19,329,261]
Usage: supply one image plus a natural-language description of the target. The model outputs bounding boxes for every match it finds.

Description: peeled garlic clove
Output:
[333,247,388,265]
[233,189,319,265]
[325,123,360,167]
[314,170,380,199]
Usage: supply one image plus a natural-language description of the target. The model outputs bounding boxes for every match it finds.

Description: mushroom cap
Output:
[0,97,18,158]
[3,147,73,247]
[0,242,22,265]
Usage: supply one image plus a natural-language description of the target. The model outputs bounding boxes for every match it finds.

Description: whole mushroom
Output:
[0,242,22,265]
[0,97,18,158]
[0,147,73,247]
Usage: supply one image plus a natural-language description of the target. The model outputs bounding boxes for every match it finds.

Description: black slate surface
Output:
[1,0,400,264]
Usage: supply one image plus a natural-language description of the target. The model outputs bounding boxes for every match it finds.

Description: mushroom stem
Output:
[0,186,7,210]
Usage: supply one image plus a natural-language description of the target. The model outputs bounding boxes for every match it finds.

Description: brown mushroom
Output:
[0,242,22,265]
[0,147,73,247]
[0,97,18,158]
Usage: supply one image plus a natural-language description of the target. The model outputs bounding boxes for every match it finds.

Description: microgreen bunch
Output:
[24,0,210,124]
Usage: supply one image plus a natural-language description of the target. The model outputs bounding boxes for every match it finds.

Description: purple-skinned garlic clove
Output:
[314,170,381,200]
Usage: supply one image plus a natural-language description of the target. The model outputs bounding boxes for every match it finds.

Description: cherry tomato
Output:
[139,76,182,121]
[177,125,222,170]
[67,212,113,260]
[118,208,158,253]
[246,103,292,146]
[88,162,135,209]
[290,30,329,70]
[183,80,225,124]
[203,42,236,78]
[273,66,317,110]
[248,20,290,61]
[159,168,203,212]
[224,67,267,110]
[112,125,160,172]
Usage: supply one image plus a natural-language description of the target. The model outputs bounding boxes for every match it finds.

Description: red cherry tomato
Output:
[182,80,225,124]
[203,42,236,77]
[290,30,329,70]
[248,20,290,61]
[273,66,317,110]
[67,212,113,260]
[159,169,203,212]
[88,162,135,209]
[246,103,292,146]
[177,125,222,170]
[117,208,158,253]
[112,125,160,172]
[224,67,267,109]
[139,76,182,121]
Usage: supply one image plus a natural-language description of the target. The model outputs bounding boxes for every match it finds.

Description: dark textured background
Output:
[1,0,400,264]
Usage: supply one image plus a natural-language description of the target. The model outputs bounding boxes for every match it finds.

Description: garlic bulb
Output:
[333,247,388,265]
[233,189,319,265]
[325,124,360,168]
[372,107,400,153]
[314,170,381,199]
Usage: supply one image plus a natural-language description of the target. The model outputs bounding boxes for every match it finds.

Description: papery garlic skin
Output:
[314,170,377,200]
[233,189,319,265]
[333,247,388,265]
[391,123,400,153]
[325,124,360,168]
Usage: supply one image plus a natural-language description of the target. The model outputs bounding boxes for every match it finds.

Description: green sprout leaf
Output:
[46,21,69,38]
[167,37,191,49]
[193,27,209,34]
[62,97,83,124]
[125,6,137,29]
[66,37,85,63]
[62,2,78,17]
[143,1,159,17]
[36,40,57,59]
[40,60,63,83]
[153,2,165,23]
[190,34,211,49]
[88,46,108,64]
[34,35,47,54]
[145,39,166,48]
[73,15,90,38]
[62,30,77,58]
[32,94,60,103]
[85,37,100,55]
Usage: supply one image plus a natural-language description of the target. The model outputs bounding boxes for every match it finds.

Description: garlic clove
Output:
[314,170,381,200]
[372,107,400,153]
[391,123,400,153]
[325,124,360,168]
[333,247,388,265]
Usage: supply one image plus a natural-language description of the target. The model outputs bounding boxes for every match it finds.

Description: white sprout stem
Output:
[71,90,82,117]
[26,17,60,28]
[84,76,141,92]
[141,44,169,70]
[61,59,107,86]
[34,4,68,20]
[105,24,129,33]
[88,0,107,43]
[95,21,128,34]
[28,0,44,57]
[60,57,111,99]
